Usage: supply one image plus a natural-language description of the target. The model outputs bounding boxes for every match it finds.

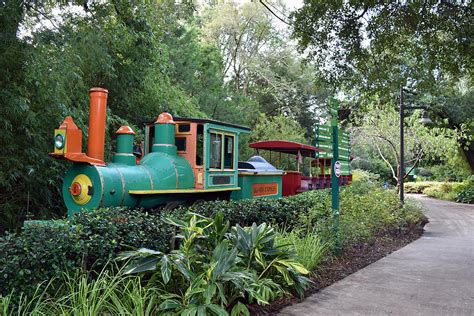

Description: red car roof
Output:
[249,140,327,157]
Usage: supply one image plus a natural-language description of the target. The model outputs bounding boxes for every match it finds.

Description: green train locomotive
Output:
[52,88,284,217]
[52,88,351,217]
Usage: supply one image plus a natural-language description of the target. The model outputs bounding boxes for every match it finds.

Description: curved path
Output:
[280,195,474,315]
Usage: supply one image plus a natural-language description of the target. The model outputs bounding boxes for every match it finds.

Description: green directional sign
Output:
[315,134,332,142]
[316,124,332,133]
[317,152,333,158]
[316,143,333,151]
[340,138,349,144]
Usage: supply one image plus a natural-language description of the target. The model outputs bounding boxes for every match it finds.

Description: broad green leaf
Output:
[161,255,172,284]
[206,304,228,316]
[159,299,182,311]
[123,256,159,274]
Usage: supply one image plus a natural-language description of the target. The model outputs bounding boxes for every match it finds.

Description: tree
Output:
[291,1,473,92]
[201,1,279,94]
[291,1,474,171]
[250,114,307,143]
[0,1,219,231]
[352,101,459,185]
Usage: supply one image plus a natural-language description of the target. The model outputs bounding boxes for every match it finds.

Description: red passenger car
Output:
[249,140,352,196]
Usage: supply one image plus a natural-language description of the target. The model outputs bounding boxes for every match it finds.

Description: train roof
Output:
[144,116,251,132]
[175,117,251,132]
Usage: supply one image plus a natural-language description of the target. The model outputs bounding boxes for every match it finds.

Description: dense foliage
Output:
[1,182,425,307]
[415,177,474,204]
[0,1,327,233]
[291,1,473,171]
[120,212,310,314]
[0,209,172,299]
[291,1,472,92]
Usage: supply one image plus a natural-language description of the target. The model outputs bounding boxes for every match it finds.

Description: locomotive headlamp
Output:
[55,133,65,149]
[69,174,93,205]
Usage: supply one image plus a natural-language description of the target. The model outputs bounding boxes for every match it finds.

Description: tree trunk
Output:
[461,142,474,173]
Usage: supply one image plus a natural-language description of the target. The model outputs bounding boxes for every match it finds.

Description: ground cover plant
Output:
[0,268,159,315]
[1,182,425,314]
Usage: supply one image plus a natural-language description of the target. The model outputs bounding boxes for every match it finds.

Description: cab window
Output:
[196,124,204,166]
[210,133,222,169]
[223,135,234,169]
[175,137,186,152]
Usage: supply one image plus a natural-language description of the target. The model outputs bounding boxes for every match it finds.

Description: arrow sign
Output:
[316,134,332,142]
[318,152,333,158]
[316,143,333,151]
[316,124,332,133]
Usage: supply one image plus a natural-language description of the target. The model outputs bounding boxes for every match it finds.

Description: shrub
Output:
[454,176,474,204]
[119,212,310,314]
[186,190,330,229]
[404,181,441,193]
[0,208,172,300]
[351,169,381,184]
[1,182,426,307]
[276,229,329,272]
[418,177,473,204]
[338,185,423,246]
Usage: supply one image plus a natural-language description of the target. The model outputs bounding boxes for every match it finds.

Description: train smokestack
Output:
[87,87,108,161]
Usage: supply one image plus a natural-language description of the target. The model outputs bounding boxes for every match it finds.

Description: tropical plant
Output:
[276,229,330,272]
[119,212,310,314]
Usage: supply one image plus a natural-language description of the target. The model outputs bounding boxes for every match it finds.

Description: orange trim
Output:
[59,116,79,130]
[175,122,204,189]
[156,112,175,124]
[49,152,106,166]
[116,125,135,135]
[59,116,83,154]
[87,87,108,161]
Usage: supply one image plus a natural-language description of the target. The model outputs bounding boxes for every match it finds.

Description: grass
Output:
[277,228,330,272]
[0,267,159,316]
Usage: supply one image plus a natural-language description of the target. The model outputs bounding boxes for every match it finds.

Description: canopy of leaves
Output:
[291,1,473,92]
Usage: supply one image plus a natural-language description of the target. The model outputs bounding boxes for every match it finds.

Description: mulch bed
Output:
[249,217,429,315]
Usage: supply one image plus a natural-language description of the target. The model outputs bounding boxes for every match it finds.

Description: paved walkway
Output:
[280,195,474,316]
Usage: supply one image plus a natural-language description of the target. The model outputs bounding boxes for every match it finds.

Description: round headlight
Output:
[55,134,65,149]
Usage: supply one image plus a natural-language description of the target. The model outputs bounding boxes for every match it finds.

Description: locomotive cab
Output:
[143,117,250,192]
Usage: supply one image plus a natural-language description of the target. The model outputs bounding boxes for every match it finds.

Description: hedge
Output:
[0,192,329,299]
[0,209,173,299]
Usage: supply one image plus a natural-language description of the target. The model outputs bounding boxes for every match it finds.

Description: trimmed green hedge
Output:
[404,181,446,193]
[0,193,327,299]
[0,209,172,299]
[184,189,331,229]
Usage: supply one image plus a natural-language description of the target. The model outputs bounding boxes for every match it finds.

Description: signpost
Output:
[314,97,352,256]
[329,98,341,256]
